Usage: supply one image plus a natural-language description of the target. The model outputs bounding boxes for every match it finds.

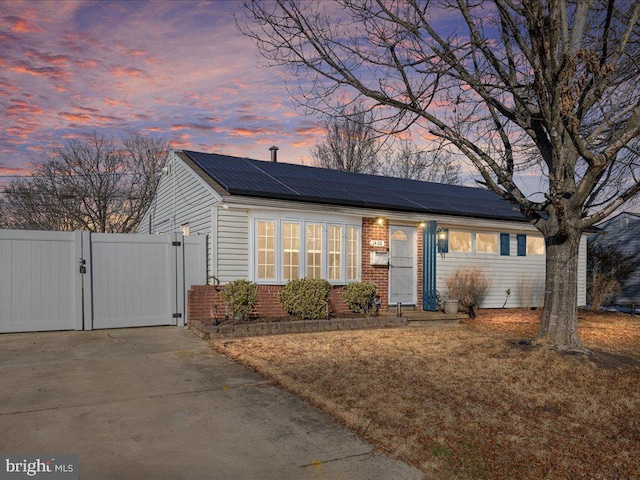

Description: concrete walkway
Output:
[0,327,424,480]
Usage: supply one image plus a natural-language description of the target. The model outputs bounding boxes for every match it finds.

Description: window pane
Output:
[476,233,498,253]
[347,226,360,281]
[527,236,545,255]
[328,225,342,281]
[257,221,276,280]
[306,224,322,279]
[282,222,300,280]
[449,231,472,252]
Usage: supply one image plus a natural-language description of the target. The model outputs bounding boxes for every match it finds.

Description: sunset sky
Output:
[1,0,562,203]
[1,0,328,182]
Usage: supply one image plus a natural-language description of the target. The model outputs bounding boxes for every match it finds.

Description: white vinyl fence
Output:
[0,230,206,333]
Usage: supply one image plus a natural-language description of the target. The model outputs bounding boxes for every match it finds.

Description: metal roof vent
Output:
[269,145,279,162]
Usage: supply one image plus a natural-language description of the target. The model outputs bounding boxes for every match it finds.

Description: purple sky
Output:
[1,0,326,179]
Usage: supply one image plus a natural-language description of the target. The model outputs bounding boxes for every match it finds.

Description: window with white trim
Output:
[254,218,361,284]
[306,223,323,279]
[449,231,472,252]
[282,222,300,280]
[346,226,360,281]
[257,220,276,280]
[476,232,498,254]
[526,236,545,255]
[328,225,343,281]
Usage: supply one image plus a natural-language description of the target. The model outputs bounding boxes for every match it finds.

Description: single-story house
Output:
[589,211,640,305]
[138,149,587,317]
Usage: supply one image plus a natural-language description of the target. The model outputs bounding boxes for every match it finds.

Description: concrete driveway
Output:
[0,327,423,480]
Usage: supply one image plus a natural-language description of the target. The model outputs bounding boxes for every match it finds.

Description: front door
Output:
[389,226,416,305]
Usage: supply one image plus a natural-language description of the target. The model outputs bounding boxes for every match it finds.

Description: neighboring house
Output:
[138,150,588,314]
[590,212,640,305]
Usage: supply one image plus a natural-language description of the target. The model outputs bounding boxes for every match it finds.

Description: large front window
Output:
[257,221,276,280]
[328,225,342,281]
[282,222,300,280]
[306,224,323,279]
[346,226,360,281]
[254,218,360,284]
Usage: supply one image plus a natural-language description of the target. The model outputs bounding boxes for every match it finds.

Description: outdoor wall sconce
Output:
[419,221,426,228]
[437,227,448,258]
[376,217,385,226]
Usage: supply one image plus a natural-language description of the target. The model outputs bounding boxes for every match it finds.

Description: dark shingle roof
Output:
[181,150,526,222]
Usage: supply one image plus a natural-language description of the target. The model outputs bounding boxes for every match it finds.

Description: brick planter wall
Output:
[188,284,353,324]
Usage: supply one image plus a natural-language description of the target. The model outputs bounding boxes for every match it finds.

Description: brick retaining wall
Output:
[190,316,408,339]
[188,284,354,324]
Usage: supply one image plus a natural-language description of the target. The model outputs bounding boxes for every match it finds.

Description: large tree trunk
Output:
[535,231,585,352]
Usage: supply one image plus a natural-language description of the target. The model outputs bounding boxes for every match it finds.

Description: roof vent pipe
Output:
[269,145,279,162]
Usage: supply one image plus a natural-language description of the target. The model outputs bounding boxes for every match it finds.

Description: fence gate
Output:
[0,230,206,333]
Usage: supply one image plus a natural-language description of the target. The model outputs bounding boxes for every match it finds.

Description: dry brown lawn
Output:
[212,309,640,479]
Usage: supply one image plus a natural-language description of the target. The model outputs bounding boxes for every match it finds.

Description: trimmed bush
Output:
[279,278,332,320]
[445,266,491,313]
[343,281,377,316]
[220,279,257,322]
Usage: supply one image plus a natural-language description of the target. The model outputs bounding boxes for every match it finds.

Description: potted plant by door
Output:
[443,298,459,315]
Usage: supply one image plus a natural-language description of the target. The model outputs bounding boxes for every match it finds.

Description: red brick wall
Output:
[188,284,353,324]
[362,217,389,311]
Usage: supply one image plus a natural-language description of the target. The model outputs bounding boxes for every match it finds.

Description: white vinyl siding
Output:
[137,151,218,282]
[216,208,250,283]
[436,229,588,308]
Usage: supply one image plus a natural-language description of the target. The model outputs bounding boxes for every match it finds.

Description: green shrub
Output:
[220,279,257,322]
[343,281,377,316]
[279,278,332,319]
[445,266,491,313]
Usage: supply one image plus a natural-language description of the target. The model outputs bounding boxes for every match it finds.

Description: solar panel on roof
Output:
[182,150,526,222]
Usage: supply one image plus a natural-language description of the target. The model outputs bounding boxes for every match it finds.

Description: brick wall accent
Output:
[188,284,353,324]
[362,217,389,311]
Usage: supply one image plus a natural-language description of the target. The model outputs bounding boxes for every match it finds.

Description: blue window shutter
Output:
[500,233,510,256]
[437,228,449,254]
[517,234,526,256]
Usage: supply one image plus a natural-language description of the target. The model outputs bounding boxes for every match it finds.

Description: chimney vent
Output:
[269,145,279,162]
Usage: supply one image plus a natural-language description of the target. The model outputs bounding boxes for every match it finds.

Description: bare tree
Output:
[311,104,381,173]
[382,138,463,184]
[1,132,168,233]
[240,0,640,351]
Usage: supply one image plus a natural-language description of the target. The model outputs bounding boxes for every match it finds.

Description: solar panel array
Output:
[183,150,526,222]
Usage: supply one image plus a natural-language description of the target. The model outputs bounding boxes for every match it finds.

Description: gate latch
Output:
[79,258,86,274]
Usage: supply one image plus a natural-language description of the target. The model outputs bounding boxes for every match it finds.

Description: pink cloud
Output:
[109,66,149,79]
[3,15,44,34]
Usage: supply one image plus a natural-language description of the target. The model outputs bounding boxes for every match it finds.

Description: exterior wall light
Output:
[437,227,448,258]
[376,217,385,226]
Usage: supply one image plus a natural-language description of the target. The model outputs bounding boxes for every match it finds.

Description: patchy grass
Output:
[212,310,640,479]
